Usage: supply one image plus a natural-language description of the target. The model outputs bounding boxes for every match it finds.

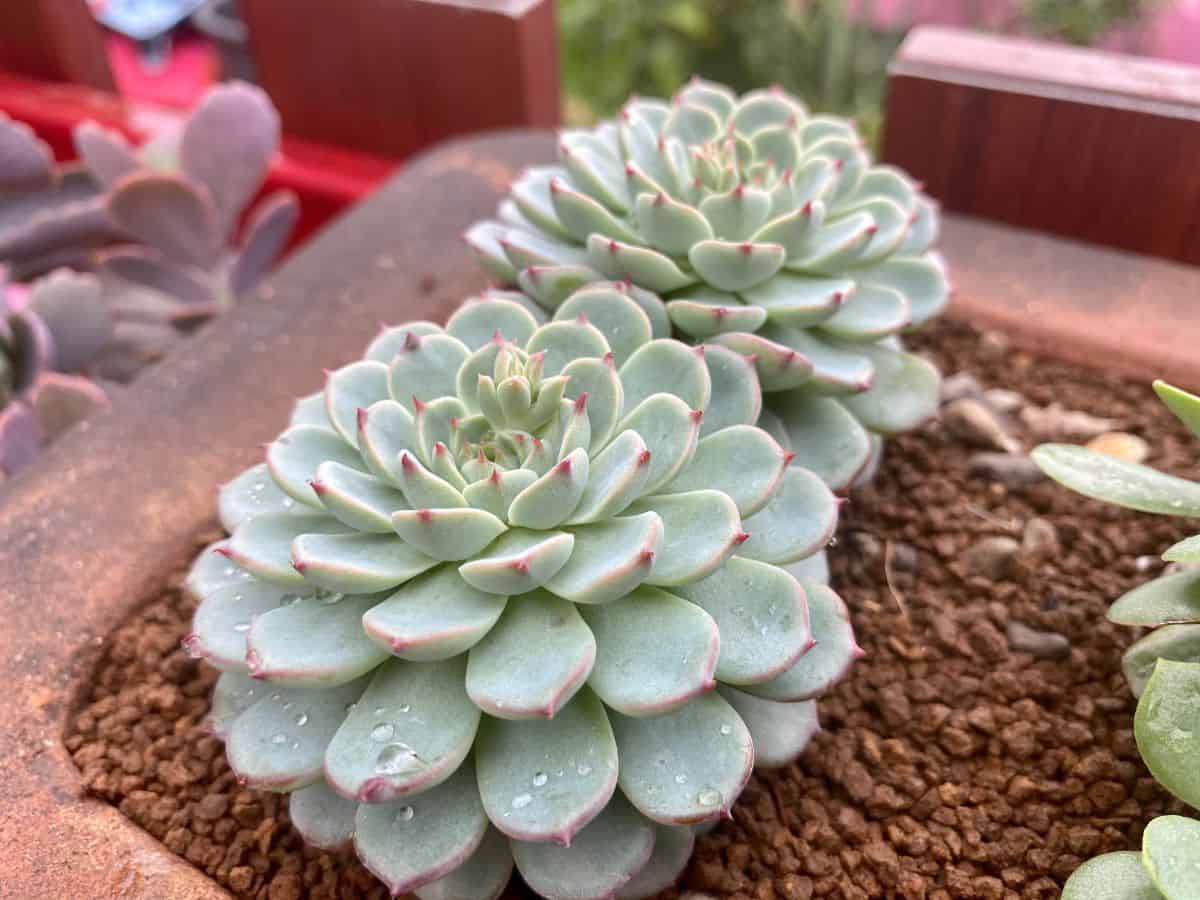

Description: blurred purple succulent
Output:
[0,268,113,478]
[0,83,298,381]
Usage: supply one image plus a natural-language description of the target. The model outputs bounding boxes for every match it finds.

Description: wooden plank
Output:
[240,0,559,159]
[883,26,1200,264]
[0,0,115,90]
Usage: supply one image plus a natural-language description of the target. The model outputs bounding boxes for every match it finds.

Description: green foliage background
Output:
[557,0,1159,149]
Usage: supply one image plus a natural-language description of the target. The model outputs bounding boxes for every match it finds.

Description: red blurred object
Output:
[105,31,219,110]
[0,70,397,248]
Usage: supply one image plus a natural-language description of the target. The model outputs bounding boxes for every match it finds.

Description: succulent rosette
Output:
[186,288,859,898]
[466,78,948,490]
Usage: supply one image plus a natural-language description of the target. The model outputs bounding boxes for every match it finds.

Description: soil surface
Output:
[66,319,1198,900]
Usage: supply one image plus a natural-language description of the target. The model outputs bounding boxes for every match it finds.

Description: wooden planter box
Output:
[2,129,1199,898]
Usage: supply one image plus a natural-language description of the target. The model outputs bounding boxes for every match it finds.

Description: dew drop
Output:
[253,482,266,492]
[719,724,732,736]
[399,703,411,713]
[395,805,414,823]
[577,763,592,776]
[697,788,722,806]
[282,498,295,509]
[316,589,344,606]
[271,733,287,745]
[827,535,839,547]
[279,593,303,607]
[533,772,548,787]
[374,707,386,716]
[512,793,533,810]
[295,713,309,726]
[291,741,300,750]
[375,743,420,775]
[675,773,688,784]
[224,566,237,577]
[370,723,396,742]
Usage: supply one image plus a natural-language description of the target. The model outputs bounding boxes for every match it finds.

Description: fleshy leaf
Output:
[324,656,479,802]
[634,490,742,586]
[446,298,538,351]
[365,322,444,365]
[1136,660,1200,810]
[1155,381,1200,439]
[586,236,698,294]
[1032,445,1200,518]
[1061,852,1162,900]
[228,190,298,298]
[1164,534,1200,563]
[545,512,664,604]
[1143,815,1200,900]
[358,399,416,486]
[633,190,714,256]
[666,295,767,340]
[1123,625,1200,697]
[699,342,761,437]
[413,827,514,900]
[466,590,596,718]
[709,331,814,392]
[324,360,390,444]
[507,450,589,529]
[567,429,652,524]
[615,825,695,900]
[767,392,872,491]
[218,464,300,532]
[718,686,819,767]
[1108,571,1200,626]
[209,671,262,739]
[616,393,701,495]
[225,678,364,791]
[511,791,656,900]
[619,339,710,419]
[739,272,849,329]
[458,528,575,594]
[267,425,364,508]
[391,507,507,561]
[611,691,752,824]
[388,333,471,413]
[292,532,437,594]
[526,318,610,378]
[860,253,949,328]
[555,288,652,368]
[562,355,624,452]
[26,269,112,372]
[354,761,488,897]
[312,461,408,533]
[836,342,939,435]
[689,239,785,292]
[664,424,787,517]
[226,512,350,587]
[580,585,718,716]
[476,688,618,843]
[288,781,358,850]
[189,562,290,671]
[738,466,839,565]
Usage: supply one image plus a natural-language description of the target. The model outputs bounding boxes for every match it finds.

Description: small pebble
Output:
[962,536,1021,580]
[1086,431,1150,464]
[1135,555,1159,572]
[940,372,983,404]
[967,452,1046,489]
[983,388,1025,414]
[1021,517,1059,561]
[1019,403,1118,440]
[978,330,1010,360]
[1006,621,1071,659]
[891,541,919,573]
[943,398,1023,454]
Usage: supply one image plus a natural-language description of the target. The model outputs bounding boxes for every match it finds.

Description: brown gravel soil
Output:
[65,319,1199,900]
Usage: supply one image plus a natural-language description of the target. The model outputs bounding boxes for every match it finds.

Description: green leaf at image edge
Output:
[1144,815,1200,900]
[1031,444,1200,518]
[1154,381,1200,440]
[1061,850,1161,900]
[1135,660,1200,810]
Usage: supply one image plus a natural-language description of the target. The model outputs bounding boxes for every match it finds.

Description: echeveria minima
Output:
[188,288,859,898]
[466,78,948,491]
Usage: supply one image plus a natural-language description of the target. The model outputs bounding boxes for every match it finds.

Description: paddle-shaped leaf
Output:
[1136,660,1200,809]
[288,781,358,850]
[1109,571,1200,626]
[1124,625,1200,697]
[718,686,819,767]
[1061,852,1162,900]
[1033,445,1200,517]
[1143,816,1200,900]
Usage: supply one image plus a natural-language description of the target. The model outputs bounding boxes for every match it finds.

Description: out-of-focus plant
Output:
[1024,0,1160,46]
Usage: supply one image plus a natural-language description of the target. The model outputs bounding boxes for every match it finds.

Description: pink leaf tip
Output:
[734,531,751,545]
[689,409,704,425]
[638,548,656,566]
[403,330,421,351]
[417,508,433,523]
[356,407,369,430]
[739,242,753,256]
[574,392,589,414]
[637,449,652,467]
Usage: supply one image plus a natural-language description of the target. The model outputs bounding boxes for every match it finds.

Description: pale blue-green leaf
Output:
[456,340,504,415]
[790,156,836,208]
[764,325,873,394]
[559,131,629,213]
[414,396,466,468]
[289,391,329,428]
[555,288,652,368]
[750,123,801,171]
[785,549,830,586]
[1155,381,1200,439]
[1143,815,1200,900]
[611,690,752,825]
[836,343,939,435]
[567,430,652,524]
[226,678,364,791]
[633,191,714,257]
[1124,624,1200,697]
[518,264,600,311]
[850,430,885,489]
[620,116,676,191]
[325,360,390,444]
[292,532,436,594]
[562,355,624,452]
[742,582,860,701]
[732,90,802,134]
[666,295,767,340]
[616,394,700,495]
[816,282,910,341]
[507,450,588,529]
[1062,851,1162,900]
[619,338,710,418]
[842,196,910,264]
[622,283,672,340]
[395,450,467,510]
[466,590,596,718]
[689,239,785,292]
[767,391,872,490]
[227,512,350,587]
[586,234,698,294]
[459,529,575,595]
[860,252,949,329]
[898,198,940,255]
[313,461,407,533]
[550,176,643,244]
[751,200,822,258]
[615,825,695,900]
[246,592,389,686]
[476,689,617,843]
[208,671,261,738]
[718,686,819,768]
[288,780,357,850]
[219,463,300,532]
[663,101,722,144]
[1035,444,1200,517]
[580,585,718,716]
[546,512,663,605]
[1136,661,1200,809]
[463,221,518,283]
[358,399,415,486]
[362,564,506,660]
[664,424,787,517]
[267,425,364,507]
[365,322,445,365]
[740,271,850,329]
[510,167,571,239]
[526,318,610,378]
[739,466,839,565]
[446,298,537,351]
[699,186,772,241]
[413,826,513,900]
[354,761,488,897]
[392,507,507,561]
[673,556,811,684]
[677,78,737,120]
[1109,571,1200,626]
[462,467,537,522]
[1165,535,1200,562]
[324,656,479,802]
[786,211,872,271]
[388,333,470,414]
[699,342,761,437]
[634,490,741,587]
[189,566,292,671]
[710,330,814,392]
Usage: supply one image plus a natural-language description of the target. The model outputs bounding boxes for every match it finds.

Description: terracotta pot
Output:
[1,129,1198,898]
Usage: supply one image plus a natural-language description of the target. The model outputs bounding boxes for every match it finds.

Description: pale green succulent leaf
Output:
[740,271,850,329]
[388,333,470,415]
[288,780,358,850]
[785,549,830,586]
[501,227,592,271]
[689,239,785,292]
[227,512,351,587]
[476,688,618,843]
[466,590,596,718]
[1124,625,1200,698]
[836,343,939,435]
[218,463,300,532]
[365,322,445,365]
[357,399,416,486]
[567,429,653,524]
[414,396,466,468]
[555,395,592,460]
[1143,815,1200,900]
[458,528,575,594]
[1165,534,1200,562]
[766,392,872,490]
[362,564,506,661]
[580,585,718,716]
[666,295,767,340]
[615,825,694,900]
[555,288,652,368]
[391,507,507,561]
[635,490,742,587]
[1032,445,1200,518]
[446,298,538,351]
[617,393,700,494]
[619,338,711,417]
[710,330,814,392]
[765,325,873,394]
[518,265,600,311]
[843,196,910,264]
[267,425,364,508]
[620,117,676,192]
[559,132,629,213]
[860,252,949,329]
[325,656,479,802]
[460,467,535,521]
[633,190,714,256]
[393,450,467,510]
[816,282,910,341]
[413,826,513,900]
[289,391,330,428]
[663,101,722,143]
[585,234,697,294]
[353,761,488,897]
[246,591,389,686]
[509,167,571,240]
[511,791,655,900]
[1061,852,1162,900]
[208,671,261,738]
[699,186,772,241]
[898,199,940,255]
[292,532,436,594]
[676,78,737,119]
[526,317,610,378]
[851,430,885,489]
[611,690,752,824]
[313,460,408,533]
[325,360,390,444]
[1155,381,1200,439]
[750,123,800,172]
[550,176,643,245]
[1136,661,1200,810]
[457,341,505,415]
[226,677,364,791]
[562,355,624,452]
[665,424,787,517]
[189,559,301,671]
[699,341,761,437]
[739,465,839,565]
[718,686,819,768]
[546,512,663,604]
[464,221,519,283]
[735,89,805,132]
[673,556,811,684]
[742,582,859,701]
[790,156,836,208]
[1109,571,1200,626]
